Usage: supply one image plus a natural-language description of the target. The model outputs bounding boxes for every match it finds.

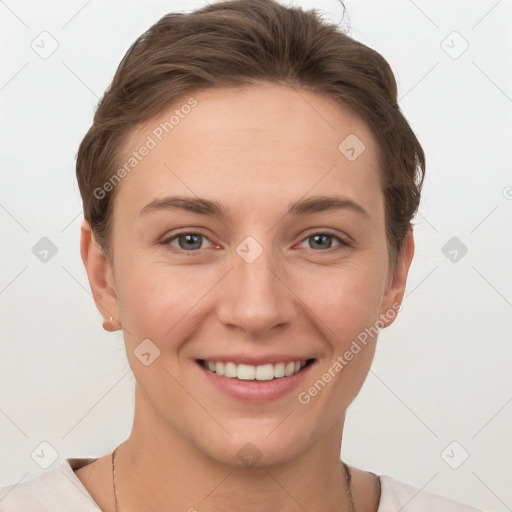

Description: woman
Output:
[0,0,483,510]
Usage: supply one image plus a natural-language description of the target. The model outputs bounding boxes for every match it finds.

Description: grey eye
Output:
[299,233,342,251]
[169,233,212,251]
[312,234,333,250]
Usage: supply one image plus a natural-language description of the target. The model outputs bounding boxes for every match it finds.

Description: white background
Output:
[0,0,511,510]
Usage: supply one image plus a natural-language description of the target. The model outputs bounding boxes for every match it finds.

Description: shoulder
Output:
[0,458,100,512]
[377,474,483,512]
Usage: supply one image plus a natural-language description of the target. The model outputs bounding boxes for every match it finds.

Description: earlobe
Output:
[379,229,415,328]
[80,220,121,331]
[102,314,121,332]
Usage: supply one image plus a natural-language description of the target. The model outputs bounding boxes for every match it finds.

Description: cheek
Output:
[294,267,383,415]
[115,260,216,346]
[300,261,386,337]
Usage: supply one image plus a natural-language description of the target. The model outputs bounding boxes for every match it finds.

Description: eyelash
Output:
[161,230,350,255]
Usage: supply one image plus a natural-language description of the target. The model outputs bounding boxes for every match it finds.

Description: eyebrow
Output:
[139,194,370,220]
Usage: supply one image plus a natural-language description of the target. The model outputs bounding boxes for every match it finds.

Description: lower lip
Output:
[197,361,315,403]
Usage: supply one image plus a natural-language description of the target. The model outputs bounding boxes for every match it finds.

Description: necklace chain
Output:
[112,447,119,512]
[112,446,355,512]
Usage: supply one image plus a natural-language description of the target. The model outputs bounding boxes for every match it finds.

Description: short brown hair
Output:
[76,0,425,269]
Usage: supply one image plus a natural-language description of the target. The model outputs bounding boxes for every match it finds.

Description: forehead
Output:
[150,82,378,163]
[113,82,383,222]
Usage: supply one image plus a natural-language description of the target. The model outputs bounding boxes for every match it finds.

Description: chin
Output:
[196,426,313,469]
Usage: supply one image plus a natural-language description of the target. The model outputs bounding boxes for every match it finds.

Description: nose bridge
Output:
[218,234,291,334]
[235,233,282,305]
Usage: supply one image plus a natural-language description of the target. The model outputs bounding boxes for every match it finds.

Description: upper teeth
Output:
[204,360,307,380]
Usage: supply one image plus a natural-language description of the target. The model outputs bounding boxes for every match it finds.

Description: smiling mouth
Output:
[197,358,316,381]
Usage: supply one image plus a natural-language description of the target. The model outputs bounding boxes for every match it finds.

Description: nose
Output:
[216,240,295,338]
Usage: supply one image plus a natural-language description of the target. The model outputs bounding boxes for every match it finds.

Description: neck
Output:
[113,387,354,512]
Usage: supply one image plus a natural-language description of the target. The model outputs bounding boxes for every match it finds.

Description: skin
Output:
[77,82,415,512]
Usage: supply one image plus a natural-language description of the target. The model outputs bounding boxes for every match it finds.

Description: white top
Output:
[0,458,483,511]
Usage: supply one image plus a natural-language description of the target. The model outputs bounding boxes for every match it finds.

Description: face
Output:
[83,82,413,467]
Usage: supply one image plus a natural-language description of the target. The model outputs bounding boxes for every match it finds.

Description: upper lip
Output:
[197,355,316,366]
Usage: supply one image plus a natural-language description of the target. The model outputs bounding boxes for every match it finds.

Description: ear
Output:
[80,219,120,331]
[379,228,415,328]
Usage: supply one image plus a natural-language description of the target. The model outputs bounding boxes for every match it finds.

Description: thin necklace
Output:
[112,446,355,512]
